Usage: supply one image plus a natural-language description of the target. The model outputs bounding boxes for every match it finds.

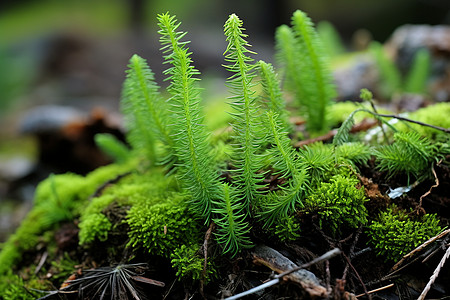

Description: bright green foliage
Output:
[79,207,112,244]
[259,169,309,229]
[298,143,335,184]
[264,110,298,178]
[212,183,252,257]
[277,10,336,133]
[305,174,368,234]
[127,193,203,257]
[275,24,301,94]
[333,109,358,146]
[370,41,402,97]
[274,216,301,242]
[170,244,216,283]
[0,271,40,300]
[95,133,131,163]
[368,205,442,261]
[258,110,309,228]
[224,13,265,208]
[258,61,290,132]
[335,142,372,168]
[375,131,436,181]
[79,169,178,245]
[158,12,221,221]
[121,54,171,164]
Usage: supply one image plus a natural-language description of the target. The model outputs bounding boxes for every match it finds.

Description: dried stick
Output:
[224,248,341,300]
[418,245,450,300]
[355,283,394,298]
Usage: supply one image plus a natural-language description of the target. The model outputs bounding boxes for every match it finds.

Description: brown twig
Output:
[418,162,440,209]
[342,252,370,300]
[418,245,450,300]
[355,283,394,298]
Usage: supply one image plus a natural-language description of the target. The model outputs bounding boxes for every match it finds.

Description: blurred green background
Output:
[1,0,449,117]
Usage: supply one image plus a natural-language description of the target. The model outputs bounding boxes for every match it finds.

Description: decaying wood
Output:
[251,245,329,298]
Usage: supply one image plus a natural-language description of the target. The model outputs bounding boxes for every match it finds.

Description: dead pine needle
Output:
[418,245,450,300]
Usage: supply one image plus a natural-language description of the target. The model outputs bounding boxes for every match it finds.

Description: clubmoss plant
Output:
[170,244,216,283]
[223,13,265,208]
[158,13,222,222]
[374,131,437,182]
[276,10,336,133]
[121,54,173,165]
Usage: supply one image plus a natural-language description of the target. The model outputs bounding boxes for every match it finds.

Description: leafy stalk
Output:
[223,13,264,208]
[290,10,336,132]
[157,12,220,221]
[213,183,252,257]
[264,110,297,178]
[275,24,302,97]
[121,54,171,163]
[259,110,308,228]
[258,61,290,132]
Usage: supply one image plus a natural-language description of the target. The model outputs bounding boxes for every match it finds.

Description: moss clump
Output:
[170,244,216,283]
[367,205,442,261]
[305,174,369,234]
[78,168,178,245]
[273,216,301,242]
[127,193,203,258]
[0,162,135,276]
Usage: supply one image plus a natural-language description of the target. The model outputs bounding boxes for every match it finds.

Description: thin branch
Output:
[342,252,370,299]
[372,112,450,134]
[224,248,341,300]
[355,283,394,298]
[418,245,450,300]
